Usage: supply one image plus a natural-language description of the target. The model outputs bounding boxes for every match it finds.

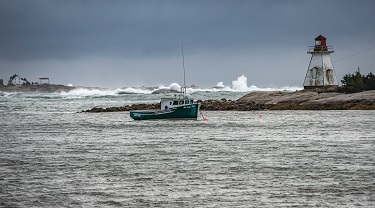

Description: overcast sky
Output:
[1,0,374,88]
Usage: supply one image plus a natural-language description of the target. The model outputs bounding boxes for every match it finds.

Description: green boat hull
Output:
[130,103,200,120]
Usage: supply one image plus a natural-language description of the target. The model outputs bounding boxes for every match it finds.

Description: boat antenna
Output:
[182,42,186,97]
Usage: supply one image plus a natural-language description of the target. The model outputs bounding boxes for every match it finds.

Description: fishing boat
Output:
[130,44,201,120]
[129,88,201,120]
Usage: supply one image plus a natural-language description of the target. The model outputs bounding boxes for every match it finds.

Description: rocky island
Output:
[82,89,375,112]
[0,84,75,93]
[235,90,375,110]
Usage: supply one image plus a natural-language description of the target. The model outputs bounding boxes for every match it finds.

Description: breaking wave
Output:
[0,91,14,97]
[57,75,302,97]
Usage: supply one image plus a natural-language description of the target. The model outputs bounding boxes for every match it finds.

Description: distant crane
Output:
[8,74,31,85]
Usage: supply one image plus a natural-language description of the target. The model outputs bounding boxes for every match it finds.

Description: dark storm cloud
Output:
[1,0,258,60]
[1,0,360,60]
[1,0,375,87]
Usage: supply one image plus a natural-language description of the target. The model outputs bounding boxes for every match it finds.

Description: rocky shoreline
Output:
[0,84,75,93]
[82,90,375,112]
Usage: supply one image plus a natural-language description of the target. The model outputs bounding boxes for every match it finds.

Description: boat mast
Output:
[182,43,187,97]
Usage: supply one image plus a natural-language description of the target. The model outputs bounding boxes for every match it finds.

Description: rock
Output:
[0,84,75,93]
[83,103,161,113]
[82,90,375,112]
[151,89,179,94]
[117,91,137,94]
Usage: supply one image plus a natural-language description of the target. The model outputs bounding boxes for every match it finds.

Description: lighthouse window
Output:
[315,40,321,45]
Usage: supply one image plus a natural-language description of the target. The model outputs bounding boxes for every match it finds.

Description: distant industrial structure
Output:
[39,78,50,85]
[303,35,339,89]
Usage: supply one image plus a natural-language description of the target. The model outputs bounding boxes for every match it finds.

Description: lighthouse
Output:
[303,35,338,89]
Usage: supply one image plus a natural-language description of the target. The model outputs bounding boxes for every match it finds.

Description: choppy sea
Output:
[0,89,374,207]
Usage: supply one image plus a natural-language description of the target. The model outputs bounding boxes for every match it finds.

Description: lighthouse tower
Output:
[303,35,338,89]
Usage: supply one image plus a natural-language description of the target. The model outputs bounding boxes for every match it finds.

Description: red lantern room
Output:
[309,35,333,53]
[315,35,327,46]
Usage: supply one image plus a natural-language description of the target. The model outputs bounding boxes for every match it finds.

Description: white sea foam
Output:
[0,91,14,97]
[232,74,248,91]
[59,88,118,97]
[55,75,302,97]
[116,87,153,94]
[169,83,181,91]
[195,75,302,92]
[216,82,225,88]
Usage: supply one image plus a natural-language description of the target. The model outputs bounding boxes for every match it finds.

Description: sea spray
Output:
[232,74,248,91]
[116,87,153,94]
[53,75,303,98]
[216,82,225,88]
[169,83,181,91]
[59,88,118,97]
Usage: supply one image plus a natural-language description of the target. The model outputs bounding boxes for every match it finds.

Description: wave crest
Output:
[50,75,302,97]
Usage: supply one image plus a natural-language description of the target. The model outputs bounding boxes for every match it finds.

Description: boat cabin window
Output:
[173,101,178,105]
[179,100,184,105]
[190,100,193,104]
[185,100,189,104]
[170,101,172,105]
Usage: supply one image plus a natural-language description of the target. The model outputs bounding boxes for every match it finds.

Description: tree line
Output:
[340,68,375,93]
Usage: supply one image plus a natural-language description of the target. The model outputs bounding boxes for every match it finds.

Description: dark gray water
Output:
[1,92,375,207]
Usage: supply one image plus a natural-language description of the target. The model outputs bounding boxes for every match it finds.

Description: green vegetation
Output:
[340,69,375,93]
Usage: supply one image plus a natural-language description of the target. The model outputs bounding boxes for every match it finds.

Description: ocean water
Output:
[0,90,374,207]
